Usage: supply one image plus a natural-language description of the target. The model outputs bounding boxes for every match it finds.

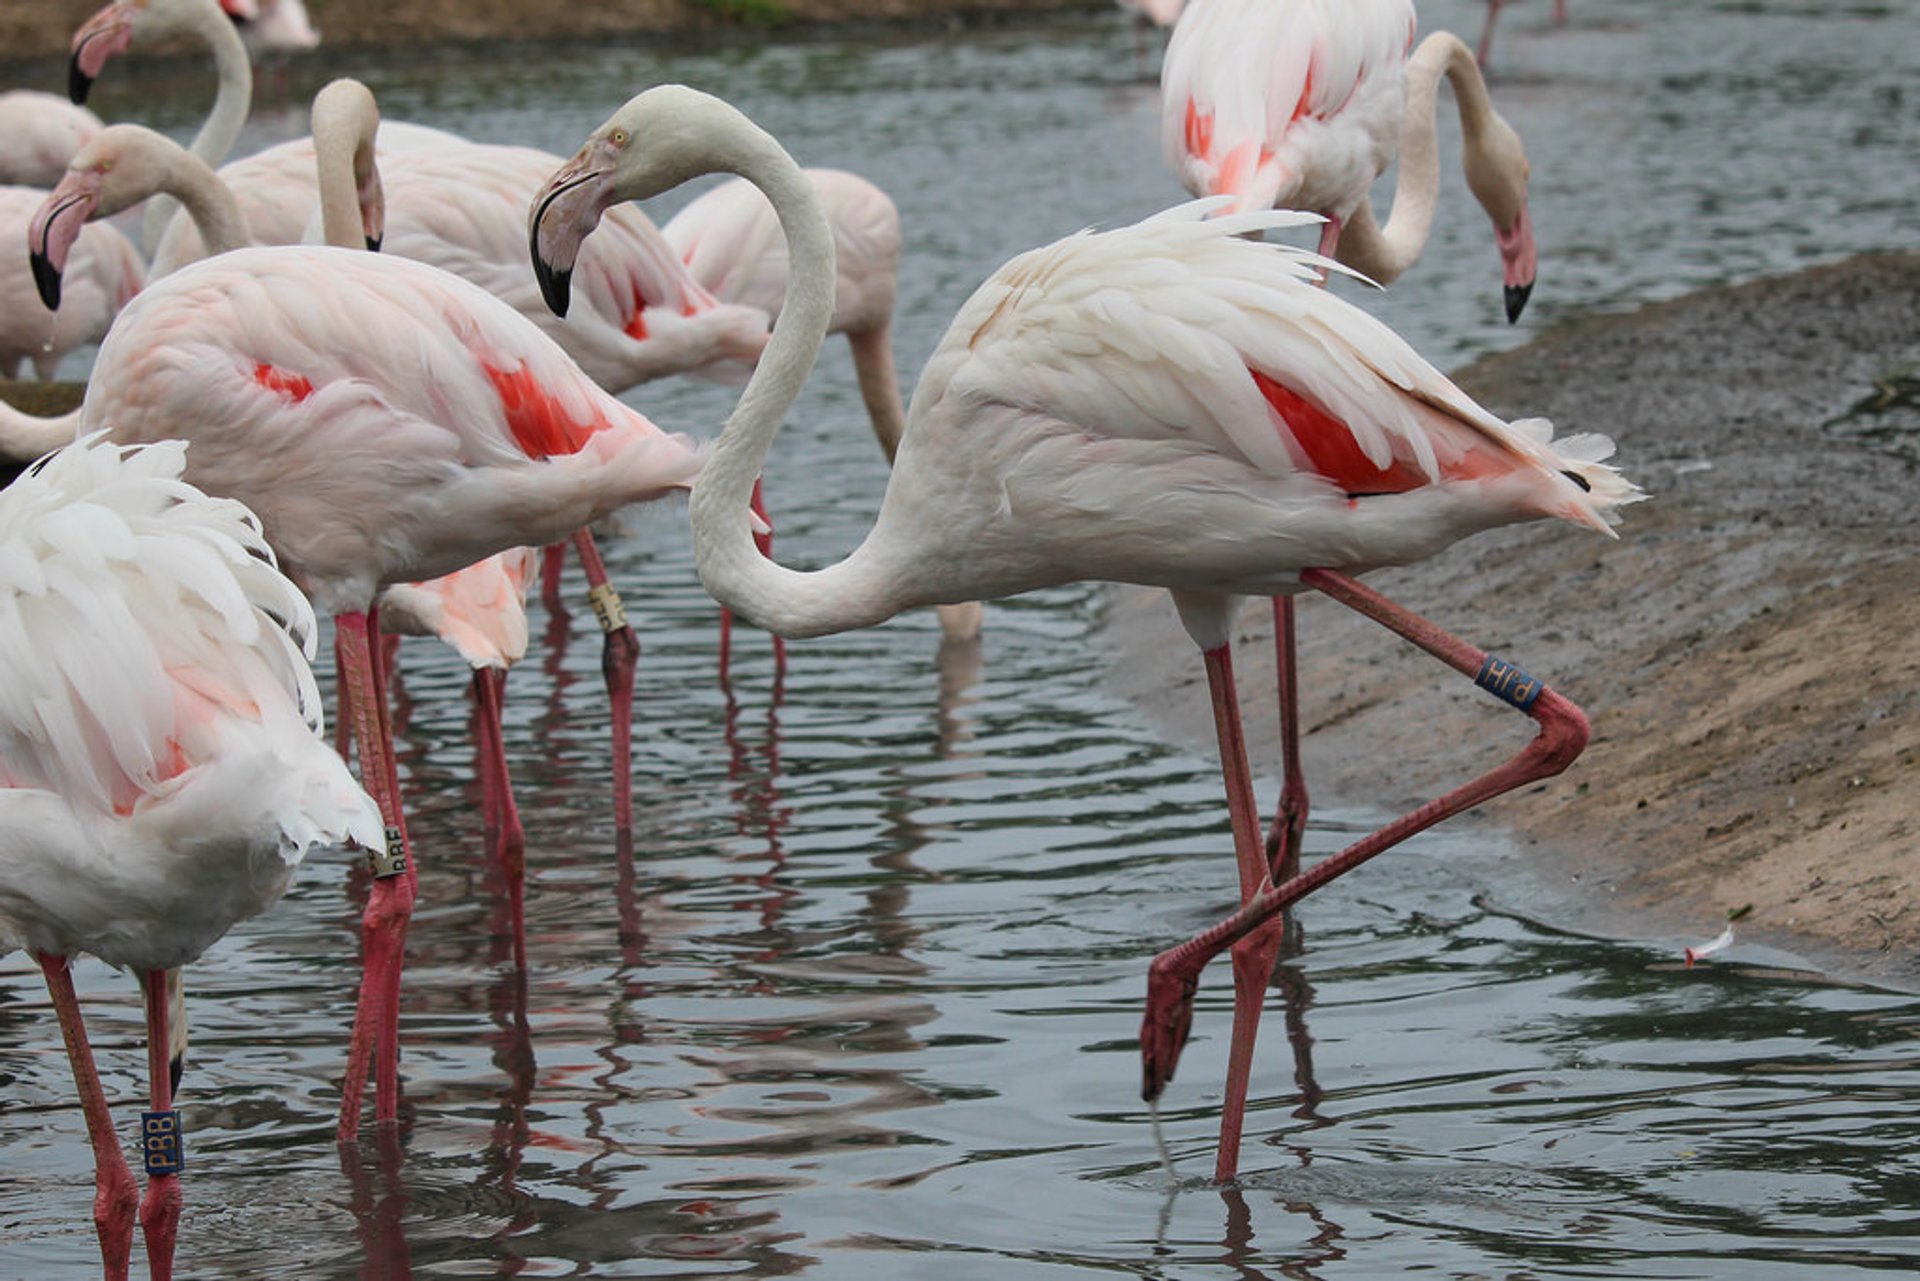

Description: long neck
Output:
[846,324,907,463]
[1334,31,1487,285]
[688,120,904,639]
[139,1,252,255]
[151,139,250,254]
[310,83,379,250]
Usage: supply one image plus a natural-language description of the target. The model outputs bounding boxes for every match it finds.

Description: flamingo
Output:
[1164,0,1540,885]
[1,185,142,382]
[663,168,983,644]
[22,91,706,1141]
[1,432,381,1281]
[1478,0,1571,68]
[1162,0,1537,322]
[530,85,1639,1181]
[0,90,103,187]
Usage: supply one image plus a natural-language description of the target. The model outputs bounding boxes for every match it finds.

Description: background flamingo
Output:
[1478,0,1571,67]
[531,85,1637,1181]
[1,433,381,1281]
[1,185,142,383]
[0,89,103,187]
[23,95,706,1141]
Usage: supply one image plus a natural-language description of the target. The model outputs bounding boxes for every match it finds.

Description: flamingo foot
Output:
[137,1174,182,1281]
[1141,951,1202,1103]
[338,871,417,1141]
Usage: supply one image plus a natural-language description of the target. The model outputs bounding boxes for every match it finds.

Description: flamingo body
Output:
[0,91,103,187]
[72,246,703,617]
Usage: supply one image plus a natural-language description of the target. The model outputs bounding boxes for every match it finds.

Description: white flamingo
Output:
[531,85,1638,1182]
[0,90,103,187]
[1,432,380,1281]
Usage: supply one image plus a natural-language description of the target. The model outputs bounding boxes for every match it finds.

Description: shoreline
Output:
[2,0,1100,63]
[1099,251,1920,991]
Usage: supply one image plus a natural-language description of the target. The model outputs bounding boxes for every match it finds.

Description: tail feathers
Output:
[1530,423,1645,534]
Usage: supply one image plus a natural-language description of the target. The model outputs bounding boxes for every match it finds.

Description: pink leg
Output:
[138,970,182,1281]
[333,644,353,761]
[718,479,787,682]
[539,542,567,618]
[1201,643,1292,1182]
[1263,597,1310,884]
[474,666,528,971]
[570,528,639,834]
[1478,0,1505,66]
[1553,0,1568,25]
[1143,570,1591,1158]
[335,609,418,1142]
[37,954,138,1281]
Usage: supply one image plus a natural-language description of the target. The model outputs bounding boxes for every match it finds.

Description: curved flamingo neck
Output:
[139,0,251,255]
[846,324,907,463]
[310,81,381,250]
[0,400,85,463]
[1335,31,1500,285]
[141,133,249,254]
[683,104,903,639]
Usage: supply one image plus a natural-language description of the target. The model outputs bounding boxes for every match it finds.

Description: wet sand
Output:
[1101,252,1920,989]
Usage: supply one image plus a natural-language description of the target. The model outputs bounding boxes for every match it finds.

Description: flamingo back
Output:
[1162,0,1415,217]
[0,434,381,968]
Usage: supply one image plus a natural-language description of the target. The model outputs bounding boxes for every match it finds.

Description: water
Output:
[5,1,1920,1275]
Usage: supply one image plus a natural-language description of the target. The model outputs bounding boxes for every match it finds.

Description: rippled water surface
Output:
[4,2,1920,1276]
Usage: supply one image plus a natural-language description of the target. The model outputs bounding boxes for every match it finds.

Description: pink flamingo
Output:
[1,185,142,382]
[1478,0,1571,68]
[23,96,705,1141]
[663,167,983,645]
[0,90,103,187]
[532,85,1639,1181]
[0,433,381,1281]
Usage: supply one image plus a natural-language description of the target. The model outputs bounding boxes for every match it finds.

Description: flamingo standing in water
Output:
[531,85,1638,1181]
[1164,0,1540,894]
[22,92,705,1141]
[0,433,381,1281]
[663,168,983,645]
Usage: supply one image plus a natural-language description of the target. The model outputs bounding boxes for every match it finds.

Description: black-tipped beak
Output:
[366,234,382,253]
[31,250,63,312]
[169,1049,186,1095]
[68,57,95,106]
[1505,280,1533,324]
[534,256,572,318]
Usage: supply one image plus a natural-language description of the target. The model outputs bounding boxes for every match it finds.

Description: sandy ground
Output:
[1102,252,1920,990]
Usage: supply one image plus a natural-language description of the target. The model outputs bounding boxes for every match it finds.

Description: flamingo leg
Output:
[1263,596,1310,884]
[335,608,418,1142]
[1143,569,1591,1165]
[1200,641,1291,1183]
[1478,0,1506,66]
[569,528,640,834]
[36,953,138,1281]
[538,542,567,617]
[138,970,182,1281]
[474,665,528,971]
[718,478,787,682]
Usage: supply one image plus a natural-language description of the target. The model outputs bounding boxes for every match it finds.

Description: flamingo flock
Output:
[2,0,1622,1271]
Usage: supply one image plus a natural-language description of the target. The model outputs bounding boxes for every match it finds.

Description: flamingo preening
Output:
[531,85,1637,1181]
[0,433,381,1280]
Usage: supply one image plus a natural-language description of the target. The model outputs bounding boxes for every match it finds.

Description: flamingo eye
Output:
[608,129,629,148]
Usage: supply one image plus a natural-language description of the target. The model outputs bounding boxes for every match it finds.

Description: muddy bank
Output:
[1102,252,1920,988]
[1,0,1097,62]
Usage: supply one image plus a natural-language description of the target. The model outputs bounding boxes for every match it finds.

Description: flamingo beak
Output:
[68,1,136,106]
[28,171,104,311]
[529,151,615,318]
[1497,205,1537,323]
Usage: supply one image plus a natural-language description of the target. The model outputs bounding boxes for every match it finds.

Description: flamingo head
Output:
[1461,108,1537,322]
[68,0,140,105]
[28,170,102,312]
[531,85,785,318]
[30,125,174,309]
